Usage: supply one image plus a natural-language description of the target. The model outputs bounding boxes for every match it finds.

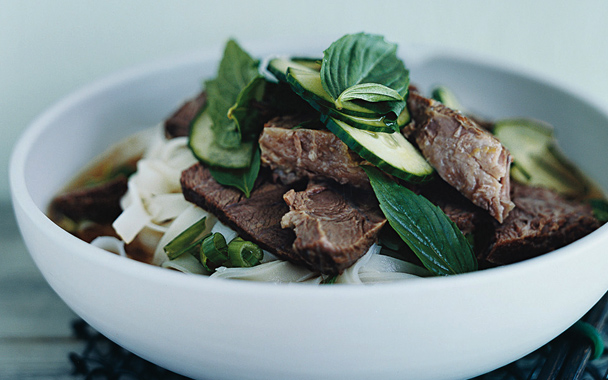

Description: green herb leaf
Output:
[205,78,241,149]
[205,39,264,150]
[209,147,261,198]
[321,33,409,115]
[335,83,405,116]
[590,199,608,223]
[227,76,266,140]
[363,166,477,275]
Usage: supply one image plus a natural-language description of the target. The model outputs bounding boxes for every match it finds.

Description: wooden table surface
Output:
[1,202,83,380]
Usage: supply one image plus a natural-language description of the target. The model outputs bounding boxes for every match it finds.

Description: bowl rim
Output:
[10,39,608,299]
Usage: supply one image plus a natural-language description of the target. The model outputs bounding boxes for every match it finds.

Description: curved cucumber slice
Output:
[267,57,320,82]
[189,111,254,169]
[323,116,434,183]
[494,118,588,197]
[287,68,381,118]
[431,85,464,111]
[327,106,410,133]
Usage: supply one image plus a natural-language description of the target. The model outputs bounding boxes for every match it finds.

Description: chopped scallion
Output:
[164,217,209,260]
[227,237,263,267]
[200,233,230,271]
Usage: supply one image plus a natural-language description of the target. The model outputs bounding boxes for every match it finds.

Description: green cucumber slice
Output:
[189,110,255,169]
[493,118,589,197]
[267,57,320,82]
[431,85,464,111]
[287,68,381,118]
[327,105,410,133]
[323,116,434,182]
[267,57,321,82]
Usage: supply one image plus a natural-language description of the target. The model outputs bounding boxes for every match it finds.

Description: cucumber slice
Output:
[431,85,464,111]
[287,68,381,118]
[189,110,255,169]
[327,105,411,133]
[267,57,320,82]
[494,118,589,197]
[323,116,434,182]
[285,67,410,132]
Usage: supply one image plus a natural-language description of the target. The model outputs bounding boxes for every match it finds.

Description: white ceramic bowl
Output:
[10,39,608,380]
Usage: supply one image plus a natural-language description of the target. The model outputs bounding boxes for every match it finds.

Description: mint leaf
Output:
[206,39,264,150]
[209,147,261,198]
[205,78,241,148]
[321,33,409,115]
[227,76,266,140]
[363,166,477,275]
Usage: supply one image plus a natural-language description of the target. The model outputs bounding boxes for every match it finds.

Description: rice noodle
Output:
[112,125,198,246]
[91,236,127,257]
[211,260,322,283]
[210,243,427,284]
[161,252,207,275]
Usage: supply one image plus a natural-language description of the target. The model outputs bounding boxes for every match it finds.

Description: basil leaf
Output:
[209,147,261,198]
[335,83,406,117]
[363,166,477,275]
[337,83,403,105]
[206,39,262,149]
[321,33,409,110]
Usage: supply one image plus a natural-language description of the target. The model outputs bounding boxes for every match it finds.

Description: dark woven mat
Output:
[69,292,608,380]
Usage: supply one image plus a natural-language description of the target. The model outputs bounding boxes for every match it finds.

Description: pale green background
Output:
[3,0,608,200]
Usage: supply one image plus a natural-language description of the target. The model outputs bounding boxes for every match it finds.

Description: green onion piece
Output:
[200,233,229,271]
[227,237,263,268]
[590,199,608,223]
[164,217,209,260]
[321,275,338,284]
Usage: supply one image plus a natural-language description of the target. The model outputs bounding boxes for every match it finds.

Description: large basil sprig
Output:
[205,39,265,150]
[201,39,265,196]
[363,166,478,275]
[321,33,409,118]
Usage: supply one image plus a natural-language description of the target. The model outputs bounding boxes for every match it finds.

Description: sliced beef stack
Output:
[50,90,603,275]
[174,89,602,274]
[180,164,300,264]
[180,164,384,273]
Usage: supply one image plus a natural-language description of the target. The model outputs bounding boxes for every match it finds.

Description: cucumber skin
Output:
[267,57,321,82]
[286,68,385,119]
[326,106,410,133]
[323,115,434,183]
[286,69,410,132]
[188,110,254,169]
